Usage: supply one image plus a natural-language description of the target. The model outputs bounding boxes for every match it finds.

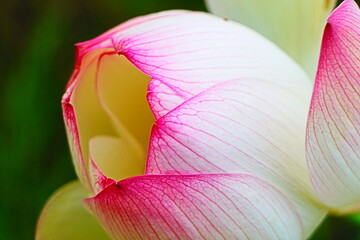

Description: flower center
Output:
[71,49,154,181]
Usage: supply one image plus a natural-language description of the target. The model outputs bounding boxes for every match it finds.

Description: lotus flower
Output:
[36,0,360,239]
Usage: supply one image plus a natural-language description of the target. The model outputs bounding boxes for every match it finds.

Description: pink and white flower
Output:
[36,0,360,239]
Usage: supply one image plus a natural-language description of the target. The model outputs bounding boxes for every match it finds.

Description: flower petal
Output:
[64,49,152,192]
[63,49,119,192]
[89,156,116,194]
[205,0,336,77]
[89,136,144,183]
[94,53,154,150]
[36,181,110,240]
[85,174,303,240]
[306,0,360,207]
[64,10,311,192]
[146,80,326,236]
[110,11,310,118]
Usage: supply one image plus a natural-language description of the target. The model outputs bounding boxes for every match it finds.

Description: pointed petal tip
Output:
[328,0,359,24]
[307,0,360,208]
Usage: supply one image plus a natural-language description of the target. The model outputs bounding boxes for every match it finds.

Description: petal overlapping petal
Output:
[85,174,303,240]
[89,136,144,182]
[205,0,336,77]
[109,11,311,118]
[63,10,312,195]
[63,50,153,193]
[63,49,122,193]
[63,12,190,192]
[36,181,110,240]
[147,80,325,236]
[306,0,360,207]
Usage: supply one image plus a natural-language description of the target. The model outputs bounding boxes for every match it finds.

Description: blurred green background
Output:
[1,0,360,239]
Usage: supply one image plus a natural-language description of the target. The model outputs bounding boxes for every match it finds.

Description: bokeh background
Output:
[1,0,360,239]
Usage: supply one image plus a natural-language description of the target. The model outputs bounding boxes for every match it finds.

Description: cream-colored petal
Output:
[95,53,154,152]
[205,0,336,78]
[36,181,110,240]
[69,49,117,168]
[67,49,153,191]
[89,135,144,182]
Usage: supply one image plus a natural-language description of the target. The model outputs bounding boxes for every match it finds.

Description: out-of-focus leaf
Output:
[1,2,74,239]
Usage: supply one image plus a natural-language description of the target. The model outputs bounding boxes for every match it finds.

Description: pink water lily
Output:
[36,0,360,239]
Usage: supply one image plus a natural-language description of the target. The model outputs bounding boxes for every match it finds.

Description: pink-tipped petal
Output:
[146,80,325,236]
[74,11,189,63]
[85,174,303,240]
[62,101,93,192]
[63,49,118,193]
[306,0,360,207]
[89,156,116,194]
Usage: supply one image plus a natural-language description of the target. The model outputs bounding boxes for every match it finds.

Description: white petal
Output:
[147,80,326,236]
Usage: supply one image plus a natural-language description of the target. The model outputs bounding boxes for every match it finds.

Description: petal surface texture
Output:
[36,181,110,240]
[63,10,327,235]
[114,11,311,118]
[85,174,303,240]
[147,80,326,236]
[65,10,312,191]
[306,0,360,207]
[205,0,336,77]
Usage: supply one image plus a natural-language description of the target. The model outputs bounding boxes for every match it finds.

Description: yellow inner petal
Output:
[89,136,144,181]
[96,53,154,151]
[71,49,153,181]
[71,49,116,162]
